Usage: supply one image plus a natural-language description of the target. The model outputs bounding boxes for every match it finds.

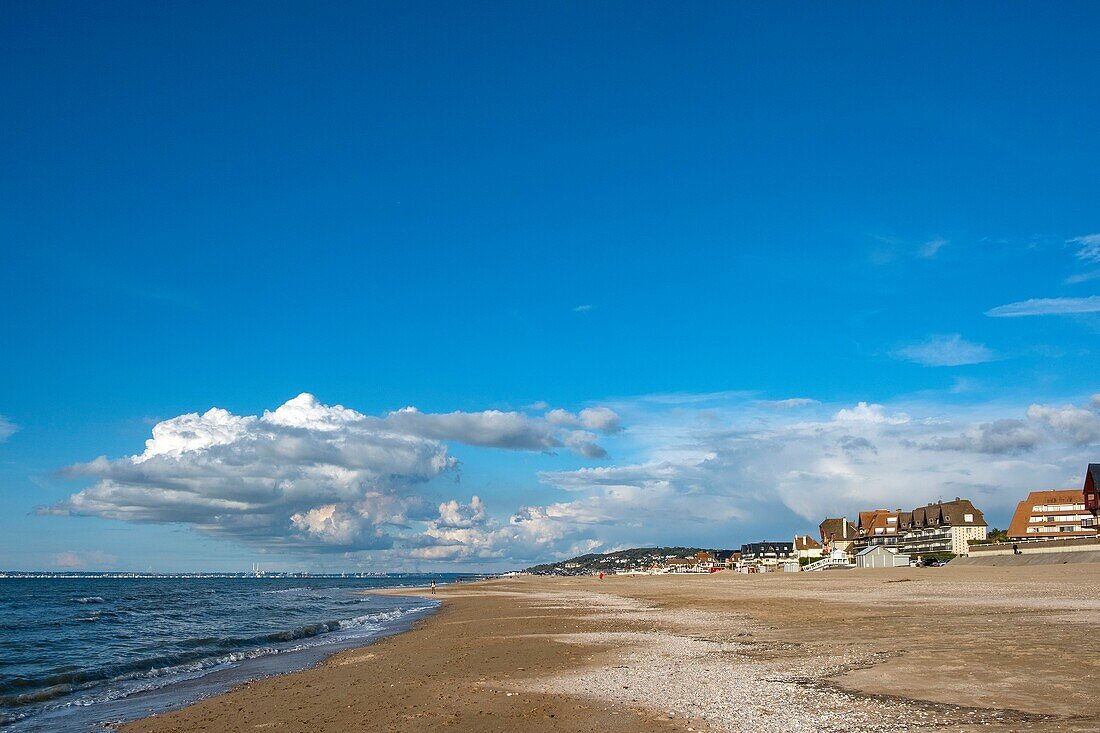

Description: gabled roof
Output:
[857,509,901,535]
[794,534,821,550]
[819,518,857,543]
[856,545,896,556]
[1088,464,1100,489]
[910,499,986,528]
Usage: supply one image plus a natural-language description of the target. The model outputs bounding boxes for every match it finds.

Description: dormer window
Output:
[964,513,974,523]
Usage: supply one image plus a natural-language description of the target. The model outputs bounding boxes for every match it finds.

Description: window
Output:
[887,517,897,523]
[964,513,973,522]
[1059,526,1077,533]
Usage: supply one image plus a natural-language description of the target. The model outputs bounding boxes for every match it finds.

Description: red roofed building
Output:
[1007,489,1095,539]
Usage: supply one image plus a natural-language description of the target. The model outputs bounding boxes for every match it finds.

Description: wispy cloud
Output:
[894,334,996,366]
[919,238,949,258]
[986,296,1100,317]
[756,398,820,409]
[0,415,17,442]
[1069,233,1100,263]
[1065,270,1100,285]
[572,304,592,313]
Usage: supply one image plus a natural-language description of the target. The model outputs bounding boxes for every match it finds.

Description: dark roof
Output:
[740,541,794,556]
[819,518,857,542]
[909,498,986,528]
[1088,464,1100,488]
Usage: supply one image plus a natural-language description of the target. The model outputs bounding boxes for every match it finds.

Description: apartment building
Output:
[1007,489,1096,539]
[897,498,987,556]
[855,509,904,549]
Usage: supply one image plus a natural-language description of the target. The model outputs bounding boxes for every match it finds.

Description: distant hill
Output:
[523,546,737,575]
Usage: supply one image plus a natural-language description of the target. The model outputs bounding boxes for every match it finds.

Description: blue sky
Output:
[2,2,1100,571]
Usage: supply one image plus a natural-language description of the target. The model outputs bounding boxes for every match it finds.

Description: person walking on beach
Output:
[430,579,436,594]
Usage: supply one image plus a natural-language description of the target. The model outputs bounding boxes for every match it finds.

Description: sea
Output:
[0,575,458,732]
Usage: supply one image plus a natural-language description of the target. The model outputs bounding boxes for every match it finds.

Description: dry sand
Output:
[123,564,1100,733]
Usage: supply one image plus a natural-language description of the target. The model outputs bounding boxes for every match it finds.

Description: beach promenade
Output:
[124,565,1100,733]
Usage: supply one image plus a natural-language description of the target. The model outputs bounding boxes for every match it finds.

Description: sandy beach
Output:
[123,564,1100,733]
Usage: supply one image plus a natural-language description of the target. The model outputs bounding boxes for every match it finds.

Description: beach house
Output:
[793,534,823,560]
[855,545,911,569]
[818,518,858,554]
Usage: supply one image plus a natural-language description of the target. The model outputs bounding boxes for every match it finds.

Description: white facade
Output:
[855,545,910,569]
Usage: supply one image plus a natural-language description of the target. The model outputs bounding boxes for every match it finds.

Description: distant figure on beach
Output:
[598,572,604,580]
[430,579,436,594]
[1013,543,1021,555]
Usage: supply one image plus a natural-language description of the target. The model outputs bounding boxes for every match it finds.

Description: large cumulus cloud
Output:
[44,394,618,555]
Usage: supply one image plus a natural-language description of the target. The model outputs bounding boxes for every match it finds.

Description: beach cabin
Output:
[855,545,910,569]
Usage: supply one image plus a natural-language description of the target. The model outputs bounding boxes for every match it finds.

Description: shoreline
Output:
[121,565,1100,733]
[2,585,439,733]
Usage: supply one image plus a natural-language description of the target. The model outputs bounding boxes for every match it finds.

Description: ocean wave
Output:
[72,597,105,604]
[0,605,427,711]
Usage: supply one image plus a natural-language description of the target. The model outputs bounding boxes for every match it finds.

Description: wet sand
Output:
[123,564,1100,733]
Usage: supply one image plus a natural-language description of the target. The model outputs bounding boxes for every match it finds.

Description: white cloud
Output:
[1069,233,1100,263]
[573,304,592,312]
[44,392,1100,568]
[45,394,618,557]
[526,394,1100,549]
[1026,403,1100,445]
[0,415,17,442]
[919,238,949,258]
[986,296,1100,317]
[833,402,909,424]
[894,334,996,367]
[544,406,622,433]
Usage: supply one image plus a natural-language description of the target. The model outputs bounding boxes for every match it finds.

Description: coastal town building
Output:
[855,545,911,569]
[854,509,904,551]
[897,498,987,556]
[1007,490,1096,539]
[818,518,858,554]
[793,534,823,560]
[739,541,795,570]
